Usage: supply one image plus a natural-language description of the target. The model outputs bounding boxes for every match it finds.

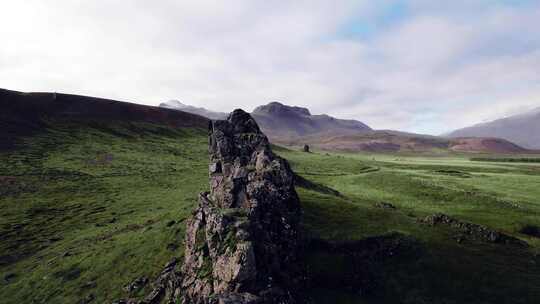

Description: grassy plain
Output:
[2,123,540,303]
[279,149,540,303]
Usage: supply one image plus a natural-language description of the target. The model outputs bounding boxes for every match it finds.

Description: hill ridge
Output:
[448,107,540,149]
[0,88,209,149]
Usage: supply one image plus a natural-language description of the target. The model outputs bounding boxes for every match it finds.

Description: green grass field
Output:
[2,122,540,303]
[0,121,208,303]
[279,149,540,303]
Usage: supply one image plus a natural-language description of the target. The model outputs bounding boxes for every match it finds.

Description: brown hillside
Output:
[273,130,531,154]
[0,88,209,149]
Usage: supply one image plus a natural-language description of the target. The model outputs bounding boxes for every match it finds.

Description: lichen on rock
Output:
[181,109,304,304]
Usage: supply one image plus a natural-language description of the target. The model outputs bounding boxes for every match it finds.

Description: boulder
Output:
[123,276,148,293]
[374,202,396,210]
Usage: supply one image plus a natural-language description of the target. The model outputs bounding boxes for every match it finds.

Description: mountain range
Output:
[160,100,532,154]
[447,107,540,149]
[251,102,372,140]
[0,88,534,154]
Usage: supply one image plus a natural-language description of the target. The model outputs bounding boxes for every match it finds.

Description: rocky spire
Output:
[181,109,304,304]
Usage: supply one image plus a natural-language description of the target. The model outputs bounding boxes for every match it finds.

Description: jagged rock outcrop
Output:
[421,213,528,246]
[181,109,304,304]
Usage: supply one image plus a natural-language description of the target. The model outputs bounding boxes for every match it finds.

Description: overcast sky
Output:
[1,1,539,134]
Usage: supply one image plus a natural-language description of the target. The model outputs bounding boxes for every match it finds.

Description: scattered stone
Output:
[138,258,182,304]
[421,213,527,246]
[81,280,97,289]
[112,299,138,304]
[374,201,396,209]
[10,223,24,230]
[124,276,149,293]
[142,286,164,304]
[3,272,16,283]
[302,144,310,153]
[166,243,179,251]
[453,234,464,243]
[79,293,95,304]
[164,257,179,270]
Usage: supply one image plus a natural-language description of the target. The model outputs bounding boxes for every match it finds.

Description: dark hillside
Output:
[0,88,208,149]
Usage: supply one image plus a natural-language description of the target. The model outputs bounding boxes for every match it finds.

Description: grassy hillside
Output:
[0,120,209,303]
[2,112,540,302]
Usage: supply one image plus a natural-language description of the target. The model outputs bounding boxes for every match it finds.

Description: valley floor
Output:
[279,148,540,303]
[1,123,540,303]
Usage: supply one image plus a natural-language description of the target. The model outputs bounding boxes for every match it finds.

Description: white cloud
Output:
[1,1,539,134]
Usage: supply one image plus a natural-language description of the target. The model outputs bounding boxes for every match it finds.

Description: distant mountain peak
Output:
[251,101,371,141]
[159,100,227,120]
[253,101,311,116]
[163,99,186,107]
